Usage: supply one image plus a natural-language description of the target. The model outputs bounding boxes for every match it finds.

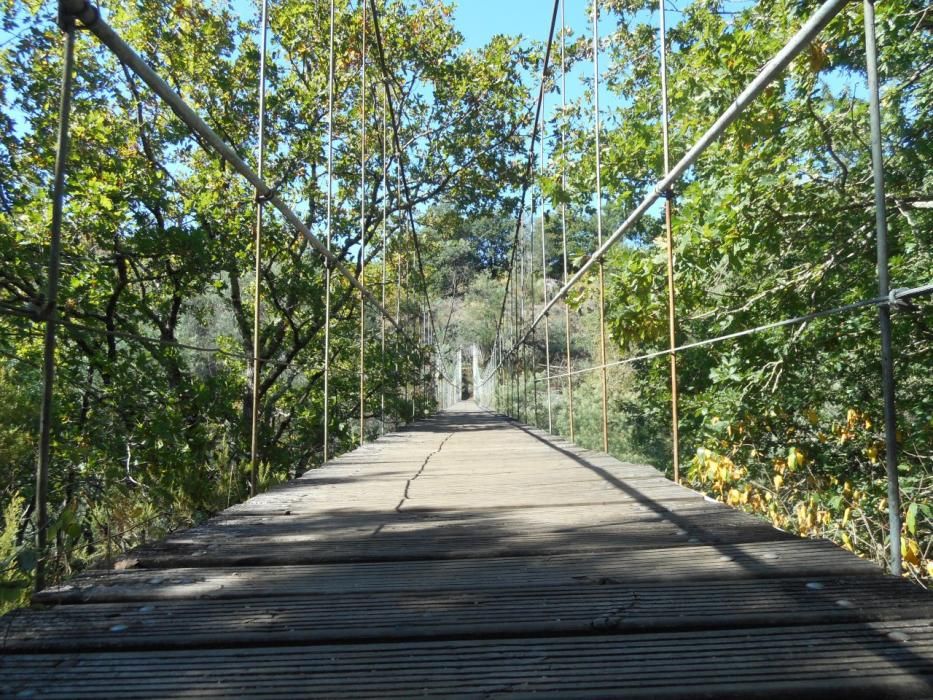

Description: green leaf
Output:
[906,503,918,536]
[15,549,36,573]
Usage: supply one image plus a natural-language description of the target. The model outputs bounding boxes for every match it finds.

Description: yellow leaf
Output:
[773,474,783,489]
[808,40,828,72]
[902,538,921,566]
[847,408,858,427]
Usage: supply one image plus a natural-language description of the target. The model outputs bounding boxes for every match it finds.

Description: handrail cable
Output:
[560,0,574,440]
[249,0,269,494]
[56,0,405,337]
[490,0,561,361]
[523,283,933,383]
[367,0,456,385]
[359,0,368,446]
[658,0,682,482]
[323,0,336,462]
[592,0,609,453]
[484,0,851,376]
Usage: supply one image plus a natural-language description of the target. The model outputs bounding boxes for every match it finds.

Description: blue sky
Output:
[452,0,608,102]
[453,0,572,49]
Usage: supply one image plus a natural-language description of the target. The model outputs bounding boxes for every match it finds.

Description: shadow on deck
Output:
[2,401,932,697]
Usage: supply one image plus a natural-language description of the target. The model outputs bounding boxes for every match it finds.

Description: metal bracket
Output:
[889,288,915,312]
[321,254,336,271]
[58,1,99,32]
[255,187,278,204]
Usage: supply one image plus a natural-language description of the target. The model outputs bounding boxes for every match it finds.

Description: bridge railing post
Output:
[249,0,269,495]
[863,0,902,576]
[592,0,610,455]
[322,0,336,463]
[358,0,368,447]
[657,0,681,483]
[540,125,553,434]
[560,0,575,442]
[35,7,77,593]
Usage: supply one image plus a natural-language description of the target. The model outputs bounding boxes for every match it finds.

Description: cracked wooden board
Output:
[6,577,933,652]
[4,402,933,698]
[2,621,932,698]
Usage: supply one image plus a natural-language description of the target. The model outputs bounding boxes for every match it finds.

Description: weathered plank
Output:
[3,401,932,698]
[2,622,931,698]
[119,508,798,567]
[34,539,882,604]
[7,577,932,652]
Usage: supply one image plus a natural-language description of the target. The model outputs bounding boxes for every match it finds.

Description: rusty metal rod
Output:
[381,88,387,434]
[543,289,928,382]
[509,0,851,348]
[249,0,269,495]
[359,0,368,447]
[863,0,902,576]
[658,0,681,483]
[540,124,553,434]
[322,0,336,463]
[59,0,402,331]
[35,17,75,593]
[593,0,609,453]
[561,0,574,441]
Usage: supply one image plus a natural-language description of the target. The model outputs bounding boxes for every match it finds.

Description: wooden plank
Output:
[6,577,932,652]
[5,402,932,699]
[34,539,882,605]
[119,506,797,568]
[1,621,931,698]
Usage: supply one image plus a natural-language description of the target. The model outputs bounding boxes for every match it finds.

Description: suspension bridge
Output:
[2,0,932,696]
[3,403,933,696]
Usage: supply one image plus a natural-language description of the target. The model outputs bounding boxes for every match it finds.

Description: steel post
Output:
[35,18,76,593]
[249,0,269,495]
[863,0,902,575]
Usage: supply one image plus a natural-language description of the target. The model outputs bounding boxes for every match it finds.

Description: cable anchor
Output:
[58,0,99,31]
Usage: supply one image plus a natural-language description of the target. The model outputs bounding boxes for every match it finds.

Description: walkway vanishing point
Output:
[3,403,933,698]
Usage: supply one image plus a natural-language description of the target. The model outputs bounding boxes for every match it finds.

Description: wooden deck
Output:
[3,402,933,698]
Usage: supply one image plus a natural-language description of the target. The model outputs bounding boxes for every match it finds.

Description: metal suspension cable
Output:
[658,0,682,483]
[592,0,609,453]
[560,0,574,441]
[478,278,932,390]
[323,0,335,462]
[366,0,434,340]
[381,87,388,433]
[491,0,560,360]
[53,318,326,370]
[863,0,902,576]
[249,0,269,494]
[57,1,404,335]
[544,283,933,381]
[540,118,552,433]
[367,0,455,384]
[359,0,367,446]
[529,145,538,425]
[34,16,75,593]
[492,0,851,362]
[520,214,528,421]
